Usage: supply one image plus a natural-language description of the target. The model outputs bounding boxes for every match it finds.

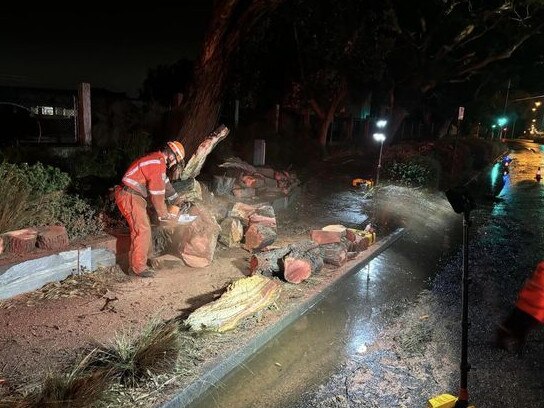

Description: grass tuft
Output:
[0,353,112,408]
[88,319,181,386]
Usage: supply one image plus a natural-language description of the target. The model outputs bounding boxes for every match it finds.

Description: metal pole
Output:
[376,140,384,185]
[455,210,471,408]
[511,119,516,139]
[503,78,511,115]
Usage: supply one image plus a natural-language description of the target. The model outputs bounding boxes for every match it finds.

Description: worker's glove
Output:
[158,213,179,225]
[178,201,192,214]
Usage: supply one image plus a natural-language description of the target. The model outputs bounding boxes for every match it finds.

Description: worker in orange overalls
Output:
[496,261,544,353]
[114,141,185,278]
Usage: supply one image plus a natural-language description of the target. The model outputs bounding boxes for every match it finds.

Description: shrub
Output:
[384,156,440,188]
[0,162,104,239]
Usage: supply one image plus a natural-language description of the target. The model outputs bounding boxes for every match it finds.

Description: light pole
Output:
[373,119,387,186]
[373,132,386,185]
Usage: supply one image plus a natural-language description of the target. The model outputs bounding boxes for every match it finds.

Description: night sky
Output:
[0,3,213,96]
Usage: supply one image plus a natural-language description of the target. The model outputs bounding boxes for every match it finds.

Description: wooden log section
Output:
[243,224,277,252]
[249,240,318,276]
[283,247,323,284]
[319,242,348,266]
[249,246,291,276]
[185,275,281,332]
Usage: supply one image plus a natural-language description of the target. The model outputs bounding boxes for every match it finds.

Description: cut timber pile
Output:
[185,275,281,332]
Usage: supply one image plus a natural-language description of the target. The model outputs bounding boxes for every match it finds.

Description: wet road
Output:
[186,142,534,408]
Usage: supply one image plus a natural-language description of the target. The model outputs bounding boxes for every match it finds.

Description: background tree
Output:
[379,0,544,140]
[174,0,285,157]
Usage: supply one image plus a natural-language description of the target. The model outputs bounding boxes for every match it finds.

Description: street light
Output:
[373,132,386,185]
[376,119,388,128]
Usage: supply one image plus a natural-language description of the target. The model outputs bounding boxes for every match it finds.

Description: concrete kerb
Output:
[160,227,406,408]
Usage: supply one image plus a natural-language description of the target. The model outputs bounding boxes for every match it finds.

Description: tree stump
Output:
[36,225,69,251]
[5,228,38,254]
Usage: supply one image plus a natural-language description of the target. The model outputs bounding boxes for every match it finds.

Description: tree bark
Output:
[175,0,285,157]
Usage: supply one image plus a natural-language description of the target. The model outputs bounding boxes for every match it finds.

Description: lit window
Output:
[42,106,54,115]
[63,109,75,117]
[54,107,64,115]
[30,107,39,114]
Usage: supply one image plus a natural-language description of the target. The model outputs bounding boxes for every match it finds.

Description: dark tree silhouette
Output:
[174,0,285,157]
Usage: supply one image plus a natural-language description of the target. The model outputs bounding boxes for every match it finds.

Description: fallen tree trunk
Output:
[185,275,281,332]
[249,246,291,276]
[283,247,323,284]
[248,240,319,276]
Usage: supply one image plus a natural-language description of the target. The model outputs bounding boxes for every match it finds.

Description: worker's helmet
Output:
[166,141,185,163]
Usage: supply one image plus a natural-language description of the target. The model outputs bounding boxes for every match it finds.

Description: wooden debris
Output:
[319,242,348,266]
[321,224,347,234]
[219,217,244,247]
[5,228,38,254]
[179,125,229,180]
[283,246,323,284]
[243,224,277,252]
[310,230,343,245]
[229,202,259,226]
[36,225,69,251]
[185,275,281,332]
[173,205,221,268]
[232,186,255,198]
[249,246,291,276]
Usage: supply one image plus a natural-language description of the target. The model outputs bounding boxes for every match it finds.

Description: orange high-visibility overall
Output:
[516,261,544,324]
[115,152,178,274]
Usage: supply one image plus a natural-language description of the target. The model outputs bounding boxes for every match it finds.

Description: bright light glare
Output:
[536,101,542,107]
[373,133,386,142]
[497,117,508,126]
[376,119,388,128]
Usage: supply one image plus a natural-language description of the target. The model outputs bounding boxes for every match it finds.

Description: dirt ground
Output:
[6,150,532,408]
[0,157,380,406]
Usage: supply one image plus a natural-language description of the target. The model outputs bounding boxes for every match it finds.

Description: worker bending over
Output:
[114,141,185,278]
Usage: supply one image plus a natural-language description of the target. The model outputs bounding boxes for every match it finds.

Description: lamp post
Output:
[373,132,386,185]
[373,119,387,186]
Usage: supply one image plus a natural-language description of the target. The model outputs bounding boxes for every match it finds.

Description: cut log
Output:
[185,275,281,332]
[255,204,275,218]
[243,224,277,252]
[322,224,347,235]
[349,234,369,252]
[0,235,4,255]
[249,246,291,276]
[310,230,343,245]
[248,240,318,276]
[283,247,323,284]
[229,202,258,226]
[232,186,255,198]
[36,225,69,251]
[240,175,257,188]
[249,213,277,230]
[5,228,38,254]
[219,217,244,247]
[319,242,348,266]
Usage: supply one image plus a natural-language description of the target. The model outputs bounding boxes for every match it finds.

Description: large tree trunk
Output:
[175,0,285,157]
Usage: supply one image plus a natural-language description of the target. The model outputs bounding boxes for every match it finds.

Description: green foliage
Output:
[3,162,71,194]
[48,194,105,240]
[384,156,440,188]
[0,162,104,239]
